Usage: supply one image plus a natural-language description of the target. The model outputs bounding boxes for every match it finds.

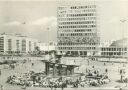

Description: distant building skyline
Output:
[0,0,128,43]
[0,33,39,53]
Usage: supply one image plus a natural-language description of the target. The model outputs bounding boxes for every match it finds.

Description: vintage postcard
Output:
[0,0,128,90]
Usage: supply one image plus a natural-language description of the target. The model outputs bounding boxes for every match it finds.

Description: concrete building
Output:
[100,38,128,58]
[101,47,127,58]
[57,1,100,56]
[0,33,39,54]
[37,42,57,51]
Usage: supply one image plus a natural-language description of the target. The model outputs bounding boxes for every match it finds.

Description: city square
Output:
[0,0,128,90]
[0,57,128,90]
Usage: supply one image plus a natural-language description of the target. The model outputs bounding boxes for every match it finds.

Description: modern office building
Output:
[57,1,100,56]
[0,33,39,54]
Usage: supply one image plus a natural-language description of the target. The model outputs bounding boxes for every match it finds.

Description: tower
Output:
[57,1,100,56]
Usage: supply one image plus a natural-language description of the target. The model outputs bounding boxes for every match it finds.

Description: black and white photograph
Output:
[0,0,128,90]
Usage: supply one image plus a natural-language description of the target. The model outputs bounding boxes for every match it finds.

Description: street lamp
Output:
[47,27,50,53]
[120,19,127,58]
[120,19,128,83]
[47,27,50,62]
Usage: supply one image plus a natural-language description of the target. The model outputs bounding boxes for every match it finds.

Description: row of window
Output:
[0,45,4,47]
[0,37,4,40]
[58,29,94,32]
[75,29,92,32]
[58,13,96,17]
[101,48,127,51]
[58,25,96,28]
[8,39,12,51]
[0,39,4,41]
[21,40,26,51]
[58,17,96,21]
[16,40,20,51]
[29,41,32,51]
[0,37,4,51]
[70,9,96,13]
[58,37,99,45]
[0,43,4,45]
[59,33,97,36]
[6,39,37,52]
[71,9,96,13]
[58,5,96,10]
[58,46,96,50]
[58,43,97,45]
[101,52,124,56]
[59,9,96,14]
[59,21,95,25]
[58,29,97,33]
[67,13,95,17]
[0,47,4,50]
[70,5,96,9]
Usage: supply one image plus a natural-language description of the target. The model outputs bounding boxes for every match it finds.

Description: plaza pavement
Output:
[0,58,128,90]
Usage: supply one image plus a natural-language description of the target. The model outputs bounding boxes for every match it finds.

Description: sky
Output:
[0,0,128,43]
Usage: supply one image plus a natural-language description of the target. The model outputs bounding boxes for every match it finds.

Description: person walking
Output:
[105,68,108,74]
[0,85,3,90]
[0,69,1,76]
[125,78,128,87]
[120,69,123,82]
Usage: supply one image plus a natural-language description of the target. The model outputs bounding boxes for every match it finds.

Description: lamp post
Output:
[47,27,50,53]
[47,27,50,62]
[120,19,127,58]
[120,19,127,83]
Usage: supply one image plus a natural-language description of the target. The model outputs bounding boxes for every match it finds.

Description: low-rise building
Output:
[37,42,57,51]
[100,38,128,58]
[0,33,39,54]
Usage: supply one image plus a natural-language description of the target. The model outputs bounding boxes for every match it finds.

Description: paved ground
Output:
[0,58,128,90]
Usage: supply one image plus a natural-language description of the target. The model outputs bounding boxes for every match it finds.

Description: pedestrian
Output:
[0,85,3,90]
[125,78,128,87]
[120,69,124,82]
[105,68,108,73]
[0,69,1,76]
[104,63,106,66]
[87,59,89,65]
[92,66,95,68]
[32,63,34,66]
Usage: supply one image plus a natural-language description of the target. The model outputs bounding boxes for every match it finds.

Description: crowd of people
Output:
[6,67,111,88]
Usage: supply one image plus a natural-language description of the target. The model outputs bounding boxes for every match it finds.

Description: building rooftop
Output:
[110,38,128,48]
[0,33,27,37]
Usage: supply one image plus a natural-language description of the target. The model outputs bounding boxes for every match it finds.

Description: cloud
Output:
[30,16,57,27]
[4,21,21,26]
[3,16,57,28]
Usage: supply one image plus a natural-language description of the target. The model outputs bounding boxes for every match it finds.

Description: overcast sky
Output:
[0,0,128,43]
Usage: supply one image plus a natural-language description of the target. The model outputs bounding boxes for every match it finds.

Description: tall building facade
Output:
[57,1,100,56]
[0,33,39,54]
